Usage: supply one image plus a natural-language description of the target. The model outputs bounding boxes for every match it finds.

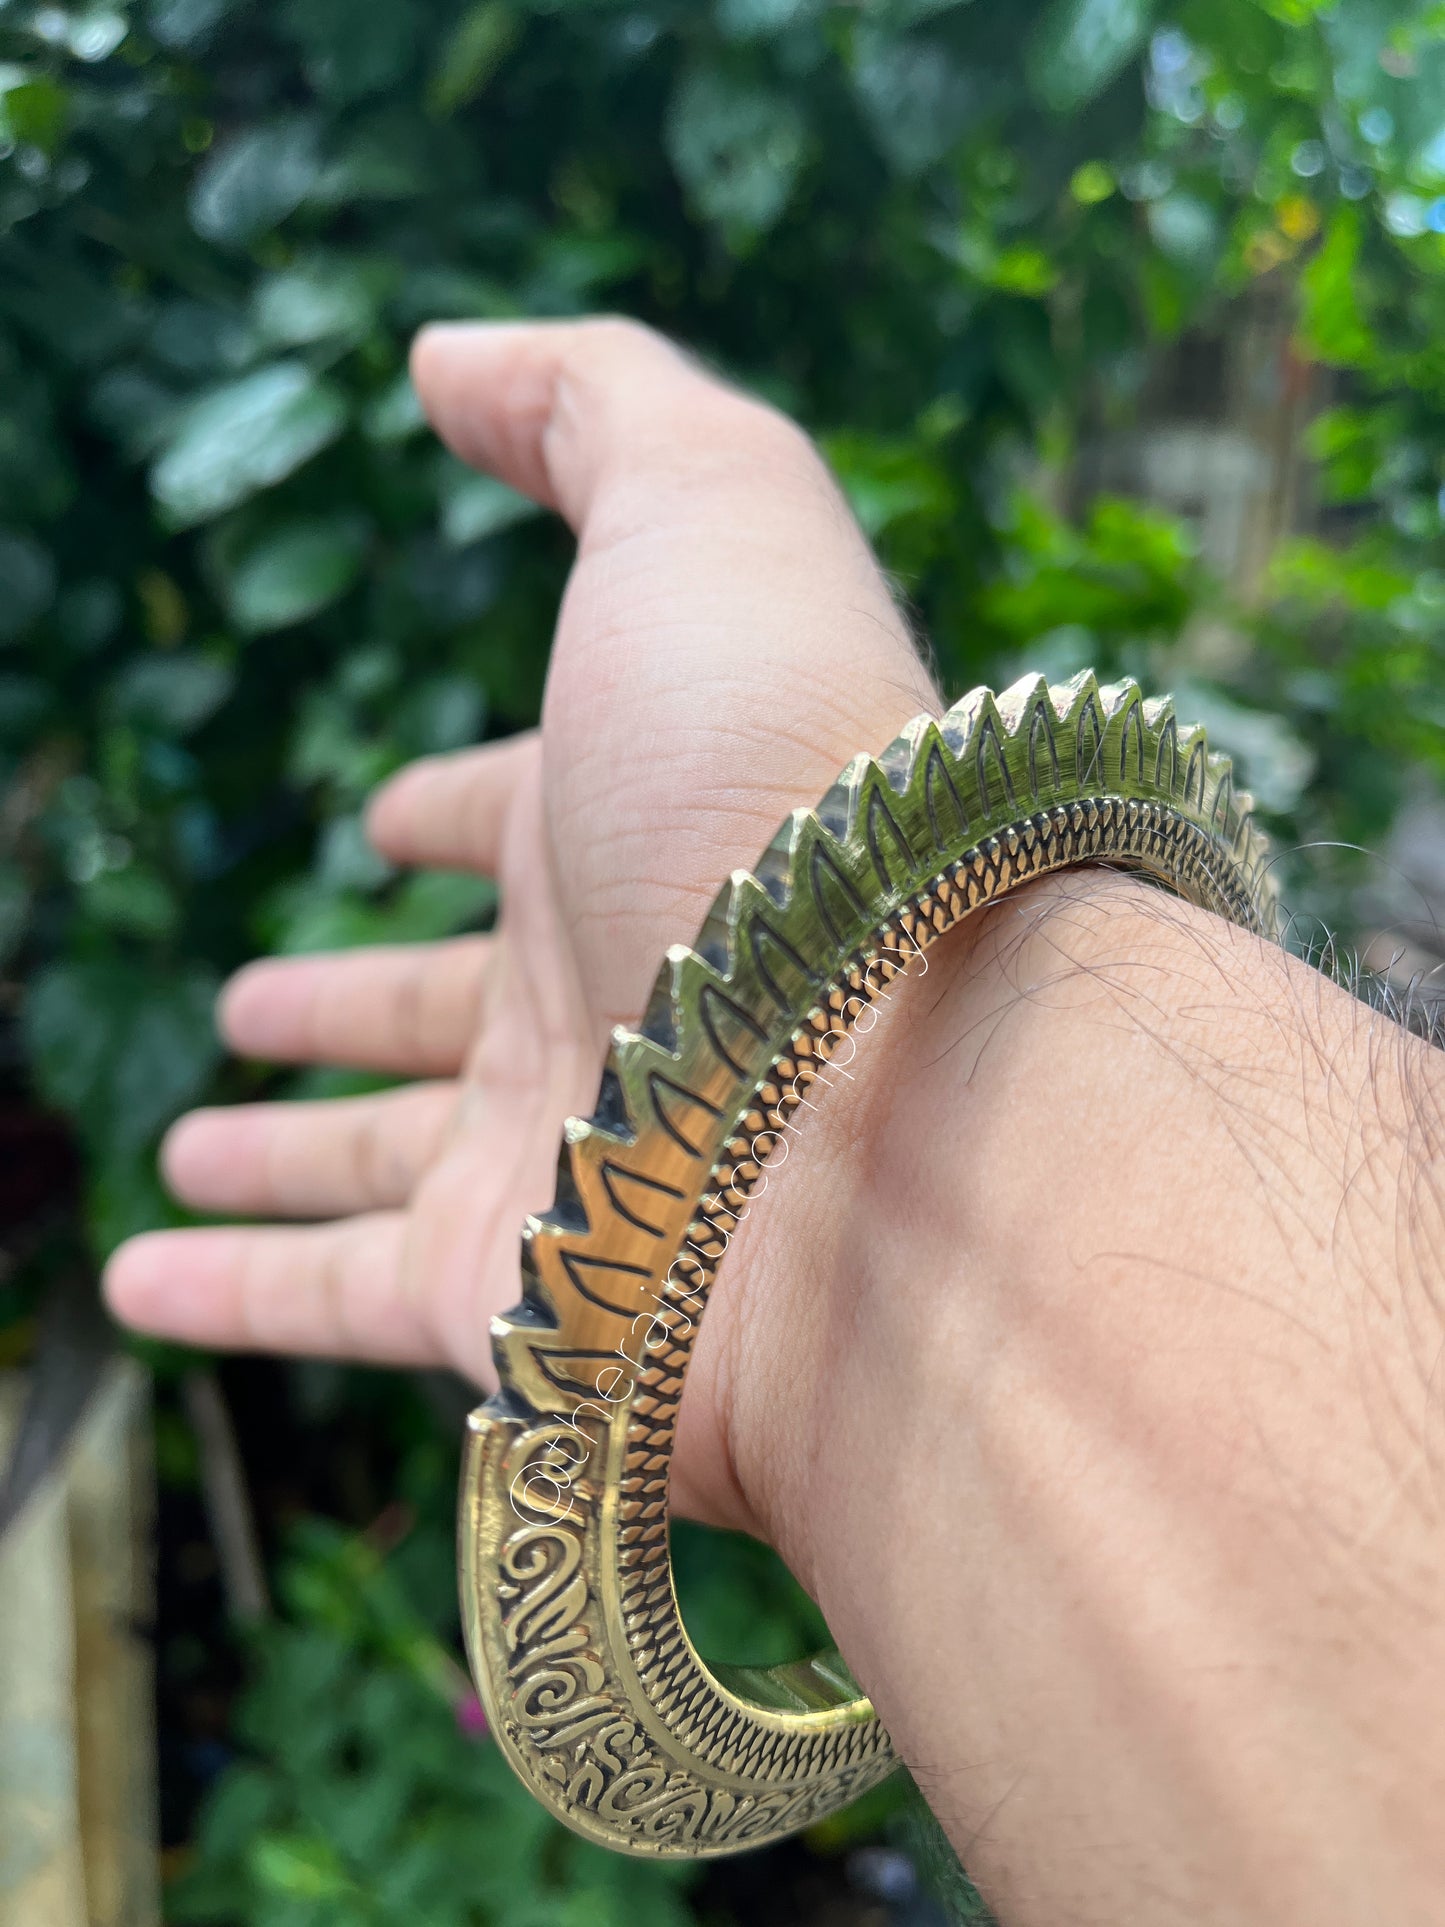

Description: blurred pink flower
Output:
[455,1691,489,1740]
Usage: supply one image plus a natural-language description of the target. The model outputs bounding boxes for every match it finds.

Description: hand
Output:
[105,318,1445,1922]
[104,317,938,1527]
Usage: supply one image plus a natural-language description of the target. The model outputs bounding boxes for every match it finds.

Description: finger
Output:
[161,1082,457,1220]
[411,317,701,525]
[220,936,491,1074]
[366,731,539,877]
[409,318,942,1028]
[103,1215,439,1365]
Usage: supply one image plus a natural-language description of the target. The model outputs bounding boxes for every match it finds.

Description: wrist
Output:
[709,865,1445,1922]
[696,866,1152,1574]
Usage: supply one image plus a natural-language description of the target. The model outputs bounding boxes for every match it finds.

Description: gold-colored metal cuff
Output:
[458,672,1278,1857]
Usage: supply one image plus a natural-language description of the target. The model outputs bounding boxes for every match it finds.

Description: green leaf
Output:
[0,76,69,154]
[266,870,495,955]
[0,529,56,639]
[151,363,348,526]
[716,0,820,38]
[395,673,485,755]
[147,0,232,47]
[250,1832,353,1900]
[67,14,128,61]
[1030,0,1153,113]
[987,244,1060,296]
[1070,160,1116,203]
[220,514,370,631]
[666,68,807,240]
[428,2,520,116]
[111,651,234,733]
[438,465,541,546]
[25,962,222,1153]
[82,866,182,940]
[361,372,426,443]
[252,260,379,348]
[851,27,975,176]
[193,1767,278,1865]
[530,231,648,302]
[1300,207,1375,368]
[823,428,953,541]
[283,0,421,104]
[1307,404,1407,505]
[189,116,321,245]
[1145,192,1218,271]
[87,1145,181,1254]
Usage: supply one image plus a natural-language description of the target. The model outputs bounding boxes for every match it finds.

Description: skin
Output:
[105,319,1445,1925]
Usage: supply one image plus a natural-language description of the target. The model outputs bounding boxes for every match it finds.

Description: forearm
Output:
[716,872,1445,1926]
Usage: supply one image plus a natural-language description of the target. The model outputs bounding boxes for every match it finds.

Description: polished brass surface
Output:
[458,672,1278,1857]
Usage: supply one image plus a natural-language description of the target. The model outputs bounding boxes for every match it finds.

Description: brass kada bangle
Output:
[458,671,1278,1857]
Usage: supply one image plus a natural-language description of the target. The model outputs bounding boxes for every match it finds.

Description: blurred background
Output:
[1,0,1442,1922]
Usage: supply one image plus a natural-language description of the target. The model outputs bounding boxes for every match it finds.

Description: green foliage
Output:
[2,0,1442,1916]
[978,495,1202,650]
[28,959,221,1152]
[169,1511,702,1927]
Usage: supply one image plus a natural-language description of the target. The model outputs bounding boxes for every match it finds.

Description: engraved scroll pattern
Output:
[492,1452,892,1848]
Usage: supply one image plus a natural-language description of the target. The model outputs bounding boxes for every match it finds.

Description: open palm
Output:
[106,319,938,1514]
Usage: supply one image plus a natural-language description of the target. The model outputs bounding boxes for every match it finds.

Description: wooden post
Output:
[0,1360,159,1927]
